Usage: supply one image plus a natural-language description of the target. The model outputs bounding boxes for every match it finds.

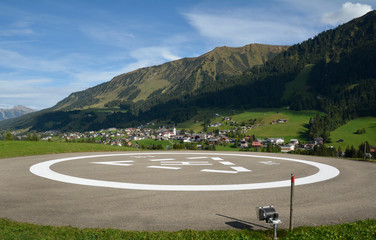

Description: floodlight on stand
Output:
[256,206,281,240]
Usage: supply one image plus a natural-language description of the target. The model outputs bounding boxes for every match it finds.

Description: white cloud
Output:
[0,45,181,109]
[322,2,373,26]
[0,78,65,109]
[0,28,34,36]
[119,46,181,73]
[80,24,135,48]
[184,11,313,46]
[0,48,72,72]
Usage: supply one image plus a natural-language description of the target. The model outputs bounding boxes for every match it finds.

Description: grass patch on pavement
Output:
[0,218,375,240]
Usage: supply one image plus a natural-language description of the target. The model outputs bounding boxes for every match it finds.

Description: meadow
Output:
[329,117,376,149]
[0,140,138,159]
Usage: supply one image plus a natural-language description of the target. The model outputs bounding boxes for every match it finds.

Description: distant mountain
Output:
[0,106,35,121]
[0,10,375,132]
[53,44,288,111]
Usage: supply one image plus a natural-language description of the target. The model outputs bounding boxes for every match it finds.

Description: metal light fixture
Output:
[256,206,281,239]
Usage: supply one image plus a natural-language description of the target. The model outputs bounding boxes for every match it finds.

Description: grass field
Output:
[0,218,375,240]
[242,109,316,140]
[0,141,138,159]
[178,108,317,142]
[133,139,179,149]
[329,117,376,149]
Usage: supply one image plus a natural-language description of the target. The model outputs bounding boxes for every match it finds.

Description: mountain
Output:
[53,44,288,111]
[0,106,35,121]
[0,10,375,132]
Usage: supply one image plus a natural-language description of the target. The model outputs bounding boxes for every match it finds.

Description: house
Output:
[290,139,299,145]
[265,138,285,145]
[208,137,219,145]
[210,122,222,127]
[314,137,324,145]
[281,145,295,153]
[303,143,315,150]
[239,140,249,148]
[277,119,287,123]
[193,135,203,142]
[252,141,262,147]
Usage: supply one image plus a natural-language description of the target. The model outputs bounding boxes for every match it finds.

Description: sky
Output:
[0,0,374,110]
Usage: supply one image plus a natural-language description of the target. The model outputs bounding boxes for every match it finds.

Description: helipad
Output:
[30,152,340,191]
[1,151,375,231]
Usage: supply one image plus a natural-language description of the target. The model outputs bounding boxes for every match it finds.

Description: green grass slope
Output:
[329,117,376,148]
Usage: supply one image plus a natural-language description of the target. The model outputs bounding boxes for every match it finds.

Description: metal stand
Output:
[271,219,281,240]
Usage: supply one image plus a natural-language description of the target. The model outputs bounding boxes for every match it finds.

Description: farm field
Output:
[329,117,376,149]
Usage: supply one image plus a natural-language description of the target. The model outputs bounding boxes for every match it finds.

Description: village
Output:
[5,112,374,158]
[32,123,324,153]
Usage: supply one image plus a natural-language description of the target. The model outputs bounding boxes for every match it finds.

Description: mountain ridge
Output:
[53,43,289,110]
[0,106,35,121]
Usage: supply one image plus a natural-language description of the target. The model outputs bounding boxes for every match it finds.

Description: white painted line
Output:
[211,157,223,161]
[201,169,238,174]
[231,167,252,172]
[161,161,212,166]
[186,157,208,159]
[259,161,280,165]
[148,166,181,170]
[30,152,340,191]
[219,161,235,166]
[91,160,134,166]
[149,159,175,161]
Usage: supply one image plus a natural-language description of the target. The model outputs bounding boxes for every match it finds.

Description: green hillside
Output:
[329,117,376,149]
[178,108,317,141]
[282,64,314,100]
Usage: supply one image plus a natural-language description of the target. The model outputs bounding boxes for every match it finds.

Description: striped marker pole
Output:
[289,173,295,231]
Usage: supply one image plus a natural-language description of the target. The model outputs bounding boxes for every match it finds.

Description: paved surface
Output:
[0,151,375,231]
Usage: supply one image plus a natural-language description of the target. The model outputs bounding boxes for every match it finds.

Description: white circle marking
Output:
[30,153,340,191]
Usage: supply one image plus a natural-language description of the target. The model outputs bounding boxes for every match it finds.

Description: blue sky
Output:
[0,0,374,110]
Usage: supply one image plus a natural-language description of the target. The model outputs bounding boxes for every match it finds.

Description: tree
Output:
[203,119,210,132]
[323,130,331,143]
[5,132,13,141]
[337,145,342,157]
[32,132,39,141]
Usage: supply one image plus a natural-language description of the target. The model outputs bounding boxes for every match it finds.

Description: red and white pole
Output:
[289,173,295,231]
